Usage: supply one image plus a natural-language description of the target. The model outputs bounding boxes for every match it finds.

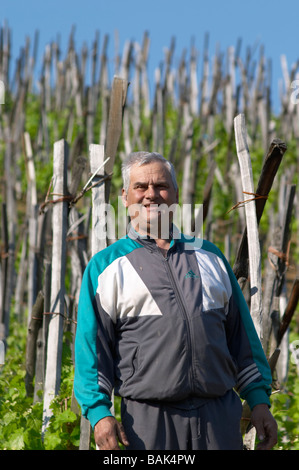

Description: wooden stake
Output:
[277,279,299,346]
[42,139,69,435]
[90,144,108,253]
[234,113,265,450]
[234,114,263,339]
[25,290,44,396]
[233,138,287,281]
[0,203,8,340]
[104,76,128,201]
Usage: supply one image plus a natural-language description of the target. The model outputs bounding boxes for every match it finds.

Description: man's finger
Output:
[256,420,277,450]
[116,421,130,447]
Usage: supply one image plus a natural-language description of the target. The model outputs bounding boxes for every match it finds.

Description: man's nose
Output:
[145,185,158,199]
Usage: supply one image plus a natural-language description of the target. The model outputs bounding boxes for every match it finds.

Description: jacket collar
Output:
[127,224,180,251]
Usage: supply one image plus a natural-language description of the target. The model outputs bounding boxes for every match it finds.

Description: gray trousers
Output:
[121,390,243,450]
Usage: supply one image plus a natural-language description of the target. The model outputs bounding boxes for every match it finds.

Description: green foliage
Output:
[271,329,299,450]
[44,406,80,450]
[272,370,299,450]
[0,321,43,450]
[0,318,80,450]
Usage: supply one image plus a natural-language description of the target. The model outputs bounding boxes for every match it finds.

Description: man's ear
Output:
[122,188,128,207]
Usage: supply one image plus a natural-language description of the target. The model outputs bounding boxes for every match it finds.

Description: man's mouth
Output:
[143,204,162,216]
[144,204,159,210]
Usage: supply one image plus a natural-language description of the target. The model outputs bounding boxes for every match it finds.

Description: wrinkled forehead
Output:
[129,160,173,184]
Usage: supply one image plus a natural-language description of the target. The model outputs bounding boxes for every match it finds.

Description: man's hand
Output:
[250,404,278,450]
[94,416,130,450]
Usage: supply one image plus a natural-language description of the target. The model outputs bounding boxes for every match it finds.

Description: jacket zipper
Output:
[159,248,196,392]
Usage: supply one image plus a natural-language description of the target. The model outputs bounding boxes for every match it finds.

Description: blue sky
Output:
[2,0,299,113]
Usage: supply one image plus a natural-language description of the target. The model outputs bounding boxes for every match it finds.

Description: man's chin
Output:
[130,219,172,240]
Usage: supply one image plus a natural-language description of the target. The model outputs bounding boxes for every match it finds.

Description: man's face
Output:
[122,161,178,237]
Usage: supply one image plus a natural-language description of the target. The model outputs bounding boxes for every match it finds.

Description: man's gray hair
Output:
[121,151,178,192]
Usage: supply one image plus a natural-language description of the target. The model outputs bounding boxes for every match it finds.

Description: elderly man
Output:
[74,151,277,450]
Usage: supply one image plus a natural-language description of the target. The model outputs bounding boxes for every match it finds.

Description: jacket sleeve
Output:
[74,257,115,429]
[220,252,273,410]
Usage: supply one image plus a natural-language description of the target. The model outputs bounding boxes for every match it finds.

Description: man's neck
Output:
[155,237,171,257]
[129,222,174,255]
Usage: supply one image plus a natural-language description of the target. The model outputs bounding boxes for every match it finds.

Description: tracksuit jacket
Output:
[74,227,272,429]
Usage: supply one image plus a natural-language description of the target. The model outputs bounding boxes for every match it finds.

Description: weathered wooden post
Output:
[24,132,39,322]
[190,39,199,116]
[234,113,263,450]
[267,183,296,381]
[42,139,69,435]
[140,31,150,118]
[277,279,299,347]
[0,203,8,342]
[233,139,287,283]
[90,145,110,253]
[25,290,44,396]
[104,75,128,202]
[234,114,263,339]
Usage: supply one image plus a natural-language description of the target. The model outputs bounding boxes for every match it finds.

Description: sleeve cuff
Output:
[87,402,113,429]
[244,388,271,410]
